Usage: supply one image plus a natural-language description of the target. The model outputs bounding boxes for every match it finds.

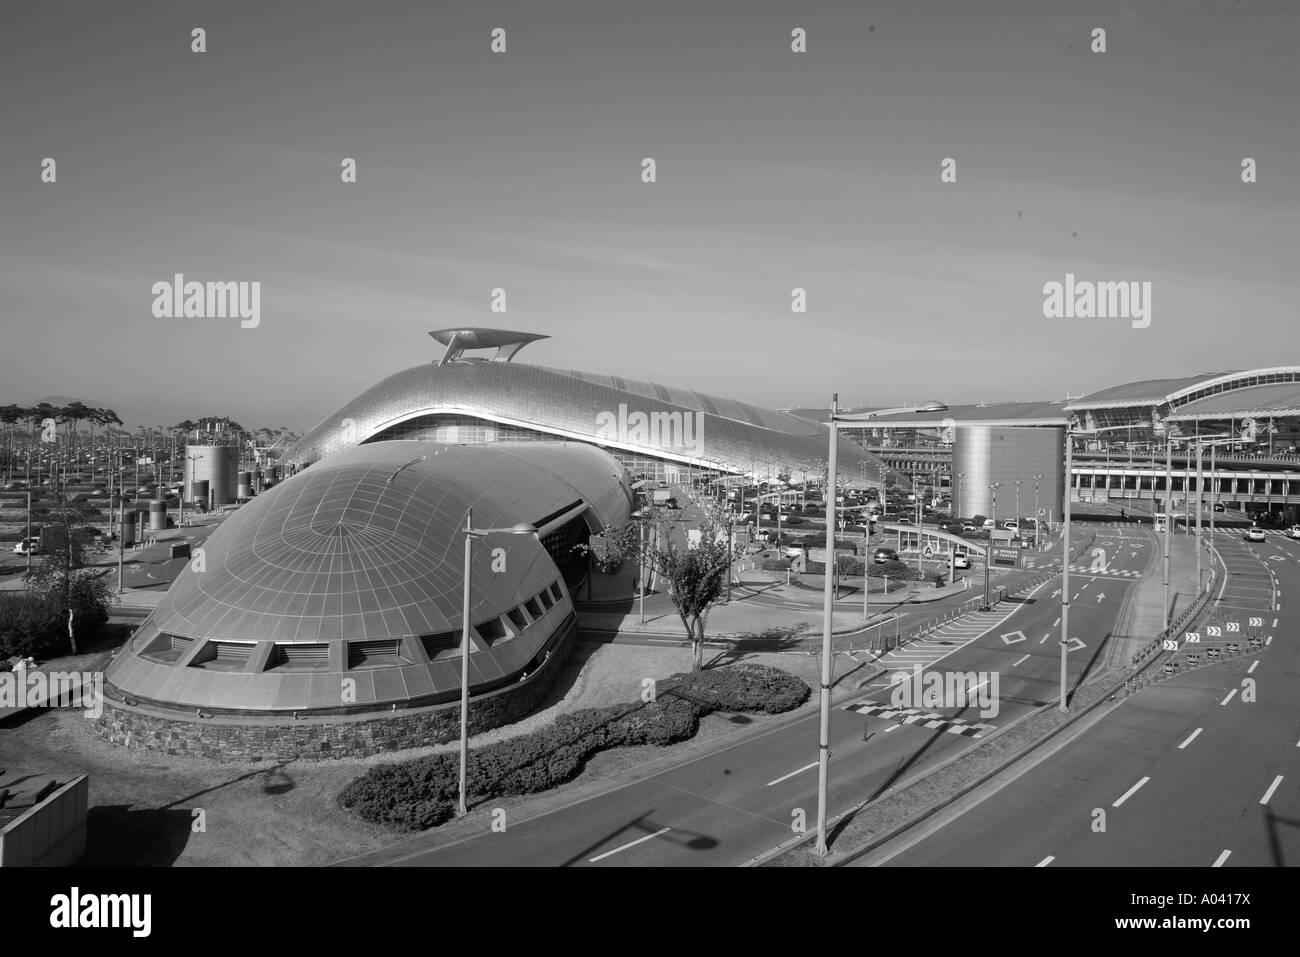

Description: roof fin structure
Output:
[429,328,551,365]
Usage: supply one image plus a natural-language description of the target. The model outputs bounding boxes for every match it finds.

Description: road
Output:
[861,527,1298,867]
[343,521,1147,867]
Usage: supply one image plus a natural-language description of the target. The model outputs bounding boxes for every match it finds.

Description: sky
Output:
[2,0,1297,431]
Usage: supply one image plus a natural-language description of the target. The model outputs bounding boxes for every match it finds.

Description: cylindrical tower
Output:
[184,445,239,506]
[952,426,1065,524]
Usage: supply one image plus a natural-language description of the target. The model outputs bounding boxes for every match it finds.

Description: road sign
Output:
[991,546,1020,568]
[922,545,934,558]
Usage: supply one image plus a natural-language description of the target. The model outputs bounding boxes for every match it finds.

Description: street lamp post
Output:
[1014,480,1022,536]
[459,510,538,816]
[1170,429,1180,631]
[816,395,947,857]
[985,482,1000,611]
[1033,474,1043,550]
[955,471,965,521]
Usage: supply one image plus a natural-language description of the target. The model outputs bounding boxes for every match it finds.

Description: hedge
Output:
[338,663,811,831]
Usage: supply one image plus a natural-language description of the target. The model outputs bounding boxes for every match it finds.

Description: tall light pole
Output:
[985,482,1000,611]
[1060,432,1073,713]
[816,396,947,856]
[1033,474,1043,550]
[955,471,965,521]
[459,510,538,817]
[1170,434,1180,634]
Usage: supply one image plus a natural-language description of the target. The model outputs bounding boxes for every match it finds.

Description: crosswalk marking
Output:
[843,701,996,737]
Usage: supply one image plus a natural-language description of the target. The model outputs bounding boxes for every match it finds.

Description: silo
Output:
[190,479,209,505]
[236,471,253,499]
[184,444,239,506]
[121,509,137,547]
[149,500,168,531]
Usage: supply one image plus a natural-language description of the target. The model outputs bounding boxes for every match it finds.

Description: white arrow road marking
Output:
[1112,776,1151,808]
[1212,849,1232,868]
[1051,589,1061,599]
[766,761,818,787]
[1001,630,1027,645]
[1260,775,1284,806]
[1096,593,1106,603]
[1178,728,1202,750]
[589,827,673,863]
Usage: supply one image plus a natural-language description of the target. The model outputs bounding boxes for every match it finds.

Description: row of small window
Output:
[142,579,568,672]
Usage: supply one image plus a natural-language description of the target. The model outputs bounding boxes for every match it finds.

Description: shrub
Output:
[761,558,792,571]
[339,664,810,830]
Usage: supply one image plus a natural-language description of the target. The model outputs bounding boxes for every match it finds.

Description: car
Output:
[953,552,971,569]
[1003,521,1019,532]
[1244,527,1266,542]
[983,519,996,529]
[663,497,679,510]
[873,547,899,564]
[961,522,977,532]
[1213,503,1225,512]
[12,537,40,556]
[896,516,913,525]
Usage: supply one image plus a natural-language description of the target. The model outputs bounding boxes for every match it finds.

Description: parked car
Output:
[1288,526,1300,540]
[961,522,977,532]
[896,516,913,525]
[1003,521,1019,532]
[873,547,899,563]
[12,537,40,556]
[953,552,971,569]
[1213,503,1225,512]
[1244,526,1266,542]
[983,519,996,529]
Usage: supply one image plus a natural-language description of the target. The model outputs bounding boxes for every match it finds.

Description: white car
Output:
[1288,526,1300,540]
[12,537,39,555]
[1244,527,1266,542]
[952,552,971,569]
[1003,521,1019,532]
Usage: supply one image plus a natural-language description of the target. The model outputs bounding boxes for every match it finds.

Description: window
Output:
[268,643,330,672]
[524,597,544,619]
[506,607,528,633]
[348,639,402,669]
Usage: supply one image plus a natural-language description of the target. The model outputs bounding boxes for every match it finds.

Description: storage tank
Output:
[121,509,136,547]
[236,471,253,499]
[149,500,168,531]
[183,444,239,506]
[189,479,209,505]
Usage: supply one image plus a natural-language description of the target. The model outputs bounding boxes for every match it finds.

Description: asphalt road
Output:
[861,528,1298,867]
[351,522,1147,867]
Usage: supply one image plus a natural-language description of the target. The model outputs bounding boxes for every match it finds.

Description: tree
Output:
[638,511,733,671]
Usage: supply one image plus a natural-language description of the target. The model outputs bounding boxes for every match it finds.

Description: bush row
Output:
[338,663,811,831]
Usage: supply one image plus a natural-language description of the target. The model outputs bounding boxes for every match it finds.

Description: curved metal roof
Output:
[1066,373,1233,410]
[284,357,883,484]
[147,441,629,644]
[104,441,630,714]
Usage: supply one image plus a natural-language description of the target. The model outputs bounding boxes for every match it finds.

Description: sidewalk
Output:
[1105,533,1203,666]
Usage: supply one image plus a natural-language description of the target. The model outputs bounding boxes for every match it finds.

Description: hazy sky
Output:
[3,0,1297,431]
